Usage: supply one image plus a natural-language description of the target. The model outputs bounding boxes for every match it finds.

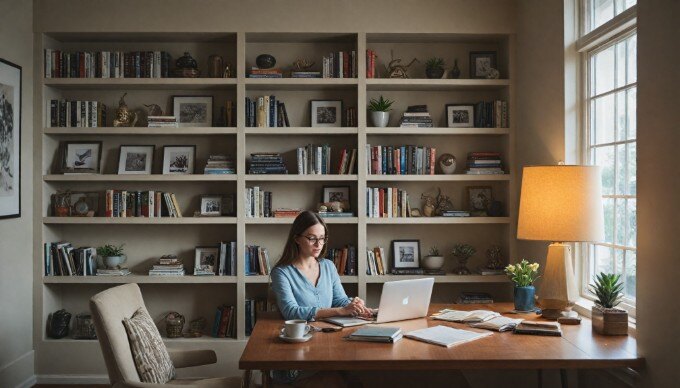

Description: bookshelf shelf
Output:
[43,217,238,225]
[245,174,357,181]
[244,127,359,135]
[364,275,509,283]
[44,127,239,136]
[43,77,238,90]
[245,217,358,224]
[43,275,239,284]
[43,174,237,182]
[366,174,510,182]
[365,78,511,91]
[365,217,510,224]
[365,127,510,135]
[245,77,358,90]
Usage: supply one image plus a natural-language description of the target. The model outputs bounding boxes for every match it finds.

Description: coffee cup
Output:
[283,319,311,338]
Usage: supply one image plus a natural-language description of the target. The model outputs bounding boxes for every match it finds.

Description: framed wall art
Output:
[162,145,196,174]
[173,95,213,127]
[118,145,154,175]
[0,58,21,219]
[310,100,342,127]
[59,141,102,174]
[392,240,421,269]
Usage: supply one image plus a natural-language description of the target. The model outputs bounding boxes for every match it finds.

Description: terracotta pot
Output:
[591,305,628,335]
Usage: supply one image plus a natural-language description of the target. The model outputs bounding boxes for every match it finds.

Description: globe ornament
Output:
[256,54,276,69]
[438,153,457,174]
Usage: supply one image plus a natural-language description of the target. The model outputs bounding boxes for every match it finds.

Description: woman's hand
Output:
[341,297,371,317]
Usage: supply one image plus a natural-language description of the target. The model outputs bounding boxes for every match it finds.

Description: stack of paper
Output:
[404,325,492,347]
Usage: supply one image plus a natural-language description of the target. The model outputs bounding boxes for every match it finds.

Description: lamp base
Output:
[538,243,579,320]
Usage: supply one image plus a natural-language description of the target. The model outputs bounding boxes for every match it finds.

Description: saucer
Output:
[278,333,312,343]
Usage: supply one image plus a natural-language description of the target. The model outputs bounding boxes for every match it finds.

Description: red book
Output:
[430,147,436,175]
[217,305,231,337]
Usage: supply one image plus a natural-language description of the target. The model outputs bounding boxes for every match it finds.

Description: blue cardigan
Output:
[270,258,352,321]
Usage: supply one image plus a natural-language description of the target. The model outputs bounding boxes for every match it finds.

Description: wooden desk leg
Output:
[537,369,543,388]
[560,369,568,388]
[261,370,271,388]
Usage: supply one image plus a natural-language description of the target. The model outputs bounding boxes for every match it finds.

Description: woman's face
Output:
[295,223,326,259]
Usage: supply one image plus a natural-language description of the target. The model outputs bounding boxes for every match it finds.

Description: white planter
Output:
[100,255,127,269]
[371,111,390,127]
[422,255,445,270]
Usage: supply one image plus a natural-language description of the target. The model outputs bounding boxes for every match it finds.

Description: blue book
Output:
[346,326,403,343]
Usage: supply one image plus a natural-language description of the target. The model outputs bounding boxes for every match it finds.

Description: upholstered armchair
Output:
[90,283,244,388]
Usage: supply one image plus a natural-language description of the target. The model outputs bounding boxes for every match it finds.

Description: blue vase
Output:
[514,286,535,311]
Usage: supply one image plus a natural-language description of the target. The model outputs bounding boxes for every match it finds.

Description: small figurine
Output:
[421,187,454,216]
[384,50,419,79]
[485,68,500,79]
[144,103,163,116]
[223,63,233,78]
[113,93,138,127]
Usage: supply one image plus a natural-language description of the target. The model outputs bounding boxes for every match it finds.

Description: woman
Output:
[270,210,369,386]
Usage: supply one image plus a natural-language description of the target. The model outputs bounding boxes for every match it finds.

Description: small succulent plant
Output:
[589,273,624,309]
[367,95,395,112]
[428,246,441,256]
[451,244,476,259]
[97,243,125,257]
[425,57,445,70]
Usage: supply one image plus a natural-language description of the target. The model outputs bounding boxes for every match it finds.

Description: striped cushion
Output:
[123,308,175,384]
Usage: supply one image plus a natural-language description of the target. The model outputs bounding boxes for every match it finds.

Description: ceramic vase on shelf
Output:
[513,285,535,312]
[450,59,461,79]
[371,111,390,127]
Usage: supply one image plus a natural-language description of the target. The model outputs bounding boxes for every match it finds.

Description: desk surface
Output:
[239,303,643,370]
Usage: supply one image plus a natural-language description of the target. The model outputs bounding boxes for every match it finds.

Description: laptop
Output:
[323,277,435,327]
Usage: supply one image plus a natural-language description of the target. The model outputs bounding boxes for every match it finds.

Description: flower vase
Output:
[513,285,535,312]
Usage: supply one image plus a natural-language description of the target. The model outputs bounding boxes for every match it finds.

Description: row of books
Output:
[244,186,272,218]
[147,116,178,128]
[248,152,288,174]
[465,152,505,175]
[366,246,387,275]
[326,245,358,276]
[105,190,183,218]
[44,49,171,78]
[244,245,271,275]
[322,50,358,78]
[211,304,237,338]
[245,96,290,127]
[195,242,238,276]
[48,99,107,128]
[204,154,236,175]
[398,105,434,128]
[366,49,378,78]
[474,100,509,128]
[366,144,437,175]
[43,242,96,276]
[366,187,412,218]
[296,144,331,175]
[245,298,276,336]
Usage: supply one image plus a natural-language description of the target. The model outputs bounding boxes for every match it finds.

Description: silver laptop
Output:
[323,278,435,327]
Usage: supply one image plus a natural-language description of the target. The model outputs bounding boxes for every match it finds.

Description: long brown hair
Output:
[275,210,329,268]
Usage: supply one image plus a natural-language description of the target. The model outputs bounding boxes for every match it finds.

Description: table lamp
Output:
[517,165,605,320]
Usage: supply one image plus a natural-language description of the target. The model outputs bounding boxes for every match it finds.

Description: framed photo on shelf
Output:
[59,141,102,174]
[322,185,351,211]
[199,195,222,216]
[391,240,421,269]
[466,186,493,216]
[162,145,196,174]
[172,95,213,127]
[310,100,343,127]
[194,246,219,274]
[117,145,154,175]
[469,51,497,79]
[446,104,474,128]
[0,58,22,219]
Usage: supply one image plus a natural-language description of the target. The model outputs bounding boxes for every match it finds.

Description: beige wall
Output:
[0,0,34,387]
[636,0,680,386]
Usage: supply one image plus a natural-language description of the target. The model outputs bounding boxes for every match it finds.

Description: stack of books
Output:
[346,327,403,343]
[147,116,178,127]
[217,241,237,276]
[149,255,185,276]
[398,105,434,128]
[366,187,412,218]
[273,208,301,218]
[249,153,288,174]
[212,304,236,338]
[456,292,495,304]
[441,210,470,217]
[96,268,131,276]
[245,298,277,336]
[291,70,321,78]
[366,246,386,275]
[245,96,290,127]
[327,245,358,276]
[465,152,504,175]
[245,186,272,218]
[203,154,235,175]
[296,144,331,175]
[245,245,271,275]
[248,67,283,78]
[322,50,357,78]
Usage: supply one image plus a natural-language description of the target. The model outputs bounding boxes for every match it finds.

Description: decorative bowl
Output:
[422,255,445,270]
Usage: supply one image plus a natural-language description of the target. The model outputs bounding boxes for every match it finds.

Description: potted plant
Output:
[451,244,476,275]
[422,246,444,271]
[425,57,446,79]
[367,95,394,127]
[97,243,126,269]
[589,273,628,335]
[505,260,540,312]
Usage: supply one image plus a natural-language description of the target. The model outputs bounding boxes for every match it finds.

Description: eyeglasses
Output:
[300,235,329,245]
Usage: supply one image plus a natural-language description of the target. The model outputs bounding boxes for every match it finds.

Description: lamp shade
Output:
[517,165,605,242]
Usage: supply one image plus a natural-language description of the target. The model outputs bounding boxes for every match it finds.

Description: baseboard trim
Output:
[0,350,35,388]
[16,375,37,388]
[37,374,110,384]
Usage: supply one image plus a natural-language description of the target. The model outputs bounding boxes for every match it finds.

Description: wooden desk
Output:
[239,303,643,385]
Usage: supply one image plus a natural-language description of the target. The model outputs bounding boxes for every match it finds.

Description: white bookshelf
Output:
[36,31,515,351]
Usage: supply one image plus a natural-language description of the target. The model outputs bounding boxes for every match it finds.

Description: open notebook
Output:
[432,309,500,323]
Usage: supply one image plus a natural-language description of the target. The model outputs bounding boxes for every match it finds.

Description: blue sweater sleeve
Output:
[270,267,318,321]
[328,261,352,308]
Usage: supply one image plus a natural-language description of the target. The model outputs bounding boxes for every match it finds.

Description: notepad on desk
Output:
[404,325,492,347]
[432,309,500,323]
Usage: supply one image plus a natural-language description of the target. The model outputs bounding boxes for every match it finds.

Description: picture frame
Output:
[200,195,223,216]
[469,51,497,79]
[310,100,343,127]
[162,145,196,175]
[446,104,475,128]
[172,95,213,127]
[117,145,154,175]
[467,186,493,216]
[392,240,421,269]
[221,193,236,216]
[322,185,351,211]
[194,246,219,274]
[59,141,103,174]
[0,58,21,219]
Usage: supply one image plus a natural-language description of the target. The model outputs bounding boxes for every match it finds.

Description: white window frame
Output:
[576,2,637,319]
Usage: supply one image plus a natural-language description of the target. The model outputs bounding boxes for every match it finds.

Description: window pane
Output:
[616,41,627,88]
[596,245,614,274]
[615,198,626,246]
[616,144,626,194]
[595,146,615,195]
[615,248,625,276]
[603,198,615,243]
[593,46,616,95]
[627,142,636,194]
[595,95,615,144]
[616,91,627,141]
[627,87,637,140]
[625,250,636,299]
[627,35,637,84]
[592,0,615,31]
[627,198,637,248]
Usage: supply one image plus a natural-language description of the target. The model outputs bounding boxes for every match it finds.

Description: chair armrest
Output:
[167,348,217,368]
[113,382,195,388]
